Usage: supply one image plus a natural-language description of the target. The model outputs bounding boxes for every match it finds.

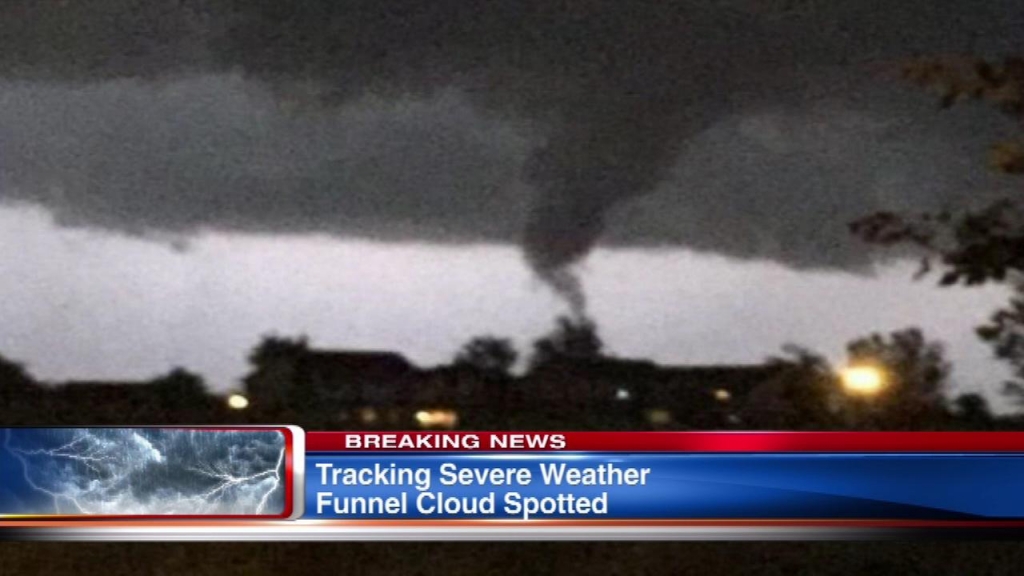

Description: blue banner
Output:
[304,453,1024,520]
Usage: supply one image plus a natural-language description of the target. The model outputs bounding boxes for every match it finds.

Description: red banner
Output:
[305,431,1024,453]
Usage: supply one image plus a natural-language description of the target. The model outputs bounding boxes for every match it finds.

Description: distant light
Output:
[615,388,631,401]
[415,409,458,429]
[227,394,249,410]
[840,366,885,396]
[359,407,379,424]
[714,388,731,402]
[647,409,672,426]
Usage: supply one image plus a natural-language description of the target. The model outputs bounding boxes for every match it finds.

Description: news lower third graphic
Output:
[0,428,287,516]
[304,453,1024,521]
[8,430,1024,540]
[299,432,1024,523]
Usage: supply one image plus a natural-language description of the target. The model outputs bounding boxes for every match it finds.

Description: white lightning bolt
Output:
[185,440,285,514]
[256,444,285,514]
[4,429,92,513]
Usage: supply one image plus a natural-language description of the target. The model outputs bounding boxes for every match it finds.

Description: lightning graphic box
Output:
[0,427,300,520]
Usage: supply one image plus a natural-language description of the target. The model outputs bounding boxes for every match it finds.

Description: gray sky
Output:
[0,204,1011,401]
[0,1,1022,405]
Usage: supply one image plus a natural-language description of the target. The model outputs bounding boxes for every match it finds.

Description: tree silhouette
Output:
[454,336,518,378]
[240,334,310,422]
[851,198,1024,287]
[0,352,41,424]
[755,331,954,430]
[247,334,309,369]
[0,352,33,389]
[850,57,1024,284]
[978,283,1024,402]
[953,392,995,429]
[528,316,604,369]
[148,367,214,421]
[851,55,1024,406]
[744,345,842,430]
[844,328,951,429]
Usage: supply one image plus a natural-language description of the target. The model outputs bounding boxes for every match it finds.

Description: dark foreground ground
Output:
[5,542,1024,575]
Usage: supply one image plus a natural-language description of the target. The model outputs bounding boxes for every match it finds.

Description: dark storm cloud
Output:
[0,77,536,242]
[2,0,1023,294]
[610,98,1020,269]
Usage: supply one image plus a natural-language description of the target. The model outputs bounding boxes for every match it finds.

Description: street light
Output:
[227,393,250,410]
[839,365,885,396]
[415,409,458,429]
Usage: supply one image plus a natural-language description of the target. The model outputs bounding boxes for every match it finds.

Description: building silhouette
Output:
[241,346,784,430]
[31,374,224,425]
